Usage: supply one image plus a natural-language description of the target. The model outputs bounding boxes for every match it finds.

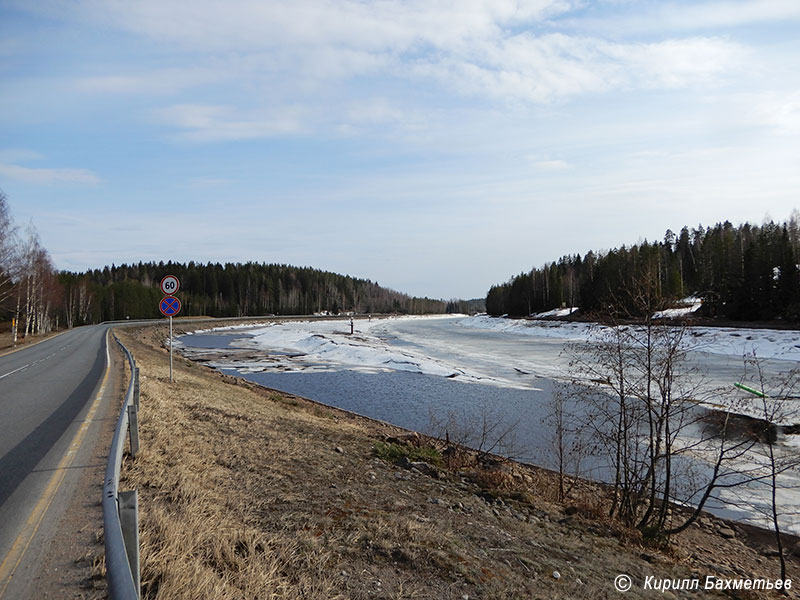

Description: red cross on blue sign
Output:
[159,295,182,317]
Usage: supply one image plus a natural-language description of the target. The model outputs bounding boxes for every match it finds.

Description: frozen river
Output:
[177,314,800,533]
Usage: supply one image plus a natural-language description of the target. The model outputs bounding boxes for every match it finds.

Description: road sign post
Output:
[159,280,182,383]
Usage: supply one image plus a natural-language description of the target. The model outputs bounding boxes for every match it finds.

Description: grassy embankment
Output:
[112,323,796,599]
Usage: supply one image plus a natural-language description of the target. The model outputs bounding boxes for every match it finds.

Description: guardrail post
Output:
[118,490,141,600]
[127,404,139,459]
[133,367,140,410]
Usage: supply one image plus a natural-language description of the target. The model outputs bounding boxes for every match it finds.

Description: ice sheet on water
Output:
[461,315,800,362]
[187,316,511,385]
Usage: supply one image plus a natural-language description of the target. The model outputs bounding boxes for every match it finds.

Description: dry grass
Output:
[116,323,794,599]
[0,325,62,353]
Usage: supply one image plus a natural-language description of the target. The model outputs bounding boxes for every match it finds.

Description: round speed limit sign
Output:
[160,275,180,295]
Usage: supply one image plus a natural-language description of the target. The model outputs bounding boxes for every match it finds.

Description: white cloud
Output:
[44,0,576,52]
[565,0,800,36]
[0,150,100,185]
[654,0,800,30]
[17,0,747,113]
[533,159,570,170]
[155,104,306,142]
[73,66,224,95]
[346,98,408,125]
[0,162,101,185]
[0,148,45,163]
[340,98,435,138]
[414,33,743,103]
[753,92,800,135]
[605,36,747,89]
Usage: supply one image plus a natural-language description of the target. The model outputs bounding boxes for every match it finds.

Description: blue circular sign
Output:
[159,295,181,316]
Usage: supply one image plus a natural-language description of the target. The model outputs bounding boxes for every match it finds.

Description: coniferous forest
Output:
[59,261,454,325]
[486,216,800,322]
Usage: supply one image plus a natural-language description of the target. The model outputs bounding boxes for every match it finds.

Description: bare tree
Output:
[543,382,590,501]
[566,319,703,530]
[14,224,59,338]
[64,276,94,328]
[0,190,19,309]
[566,317,754,535]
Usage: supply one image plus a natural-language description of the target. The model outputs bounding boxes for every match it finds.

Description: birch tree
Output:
[0,190,18,309]
[15,224,58,337]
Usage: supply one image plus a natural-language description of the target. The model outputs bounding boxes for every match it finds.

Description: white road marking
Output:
[0,365,30,380]
[0,339,77,381]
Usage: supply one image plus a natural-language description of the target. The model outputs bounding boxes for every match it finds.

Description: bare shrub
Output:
[428,402,524,462]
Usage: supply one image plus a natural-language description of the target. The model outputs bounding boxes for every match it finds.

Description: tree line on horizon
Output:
[59,261,470,324]
[486,215,800,322]
[0,191,482,335]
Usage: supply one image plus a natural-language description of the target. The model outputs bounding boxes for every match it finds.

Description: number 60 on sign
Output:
[160,275,180,295]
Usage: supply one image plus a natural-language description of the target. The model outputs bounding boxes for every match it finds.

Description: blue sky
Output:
[1,1,799,299]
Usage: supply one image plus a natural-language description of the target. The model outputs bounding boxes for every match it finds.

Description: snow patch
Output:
[531,306,579,319]
[653,296,703,319]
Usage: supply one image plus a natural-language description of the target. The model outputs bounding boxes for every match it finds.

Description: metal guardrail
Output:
[104,333,141,600]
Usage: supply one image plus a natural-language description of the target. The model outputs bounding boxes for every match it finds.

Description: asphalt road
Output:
[0,324,113,598]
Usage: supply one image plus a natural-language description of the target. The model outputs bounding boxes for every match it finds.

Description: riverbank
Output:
[522,310,800,332]
[112,322,797,599]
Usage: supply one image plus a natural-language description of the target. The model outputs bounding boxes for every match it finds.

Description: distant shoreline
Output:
[504,312,800,332]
